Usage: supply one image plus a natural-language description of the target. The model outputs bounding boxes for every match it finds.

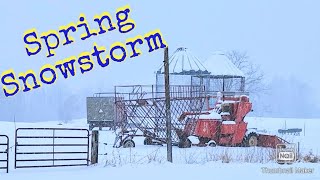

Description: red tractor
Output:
[180,93,286,148]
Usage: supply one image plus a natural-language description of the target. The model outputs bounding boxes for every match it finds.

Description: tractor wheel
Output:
[199,137,210,144]
[239,140,247,147]
[208,142,216,147]
[247,133,258,147]
[178,138,192,148]
[123,140,135,148]
[143,137,153,145]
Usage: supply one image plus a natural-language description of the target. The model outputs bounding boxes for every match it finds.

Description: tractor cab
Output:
[220,102,238,137]
[220,103,234,122]
[191,93,252,146]
[218,95,252,145]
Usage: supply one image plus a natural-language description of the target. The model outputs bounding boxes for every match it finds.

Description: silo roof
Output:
[203,51,245,77]
[158,47,209,75]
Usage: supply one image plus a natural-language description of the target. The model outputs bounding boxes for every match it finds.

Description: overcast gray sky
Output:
[1,1,320,119]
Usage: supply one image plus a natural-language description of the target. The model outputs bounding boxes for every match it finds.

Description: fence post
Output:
[164,47,173,163]
[297,142,300,161]
[14,129,18,169]
[6,136,9,173]
[91,130,99,165]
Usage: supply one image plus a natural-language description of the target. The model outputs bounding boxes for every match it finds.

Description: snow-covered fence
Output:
[14,128,90,169]
[0,135,9,173]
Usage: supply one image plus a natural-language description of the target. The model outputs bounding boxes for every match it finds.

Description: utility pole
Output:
[164,47,172,162]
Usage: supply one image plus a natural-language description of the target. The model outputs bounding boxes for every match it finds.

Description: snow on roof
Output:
[203,51,245,77]
[158,47,209,74]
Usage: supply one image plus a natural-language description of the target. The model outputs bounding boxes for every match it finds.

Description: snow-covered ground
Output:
[1,162,319,180]
[246,117,320,155]
[0,117,319,180]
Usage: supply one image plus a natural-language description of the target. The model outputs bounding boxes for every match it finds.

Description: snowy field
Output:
[0,117,319,180]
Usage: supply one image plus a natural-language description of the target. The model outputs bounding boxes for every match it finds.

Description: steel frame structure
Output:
[113,85,206,147]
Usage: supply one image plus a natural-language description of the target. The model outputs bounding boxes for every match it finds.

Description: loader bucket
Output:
[257,134,286,148]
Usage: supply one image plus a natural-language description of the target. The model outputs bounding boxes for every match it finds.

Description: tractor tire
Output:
[239,140,247,147]
[178,138,192,148]
[143,137,153,145]
[123,140,135,148]
[199,137,210,144]
[208,142,216,147]
[247,132,258,147]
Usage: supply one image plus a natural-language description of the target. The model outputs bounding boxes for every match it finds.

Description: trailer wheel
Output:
[123,140,135,148]
[247,133,258,147]
[144,137,153,145]
[178,138,192,148]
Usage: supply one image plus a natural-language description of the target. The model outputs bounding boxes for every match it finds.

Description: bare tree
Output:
[226,50,271,116]
[226,50,266,94]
